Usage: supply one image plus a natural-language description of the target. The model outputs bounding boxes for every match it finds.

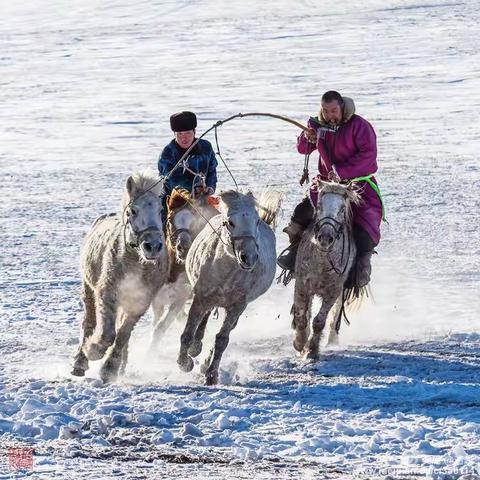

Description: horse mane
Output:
[122,171,165,208]
[255,187,283,229]
[219,190,257,213]
[168,188,192,213]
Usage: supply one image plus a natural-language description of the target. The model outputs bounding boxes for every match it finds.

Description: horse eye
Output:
[228,219,235,228]
[129,207,138,217]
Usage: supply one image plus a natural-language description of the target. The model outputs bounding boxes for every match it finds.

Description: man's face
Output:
[174,129,195,149]
[321,100,343,125]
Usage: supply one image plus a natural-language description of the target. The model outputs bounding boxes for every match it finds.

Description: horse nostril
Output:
[143,240,162,255]
[240,253,248,264]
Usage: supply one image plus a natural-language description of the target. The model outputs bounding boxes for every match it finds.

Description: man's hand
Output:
[303,128,317,143]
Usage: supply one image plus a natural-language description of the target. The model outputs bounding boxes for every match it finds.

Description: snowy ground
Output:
[1,0,479,478]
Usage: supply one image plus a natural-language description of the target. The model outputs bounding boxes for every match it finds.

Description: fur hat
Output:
[170,111,197,132]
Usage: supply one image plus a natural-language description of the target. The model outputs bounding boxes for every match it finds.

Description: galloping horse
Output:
[71,172,169,382]
[291,181,361,360]
[177,189,283,385]
[149,189,217,351]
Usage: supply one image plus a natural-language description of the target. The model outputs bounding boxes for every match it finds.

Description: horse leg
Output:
[327,296,343,346]
[188,310,212,358]
[149,283,191,355]
[200,346,214,375]
[119,344,128,376]
[71,282,96,376]
[204,301,247,386]
[100,314,139,383]
[304,295,337,361]
[84,286,117,361]
[150,292,166,346]
[291,282,312,352]
[177,295,208,372]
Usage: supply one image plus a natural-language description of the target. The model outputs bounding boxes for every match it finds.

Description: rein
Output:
[320,222,351,277]
[126,112,308,208]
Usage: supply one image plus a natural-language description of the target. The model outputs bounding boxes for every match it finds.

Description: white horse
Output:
[292,181,361,360]
[149,189,217,352]
[71,172,169,382]
[177,189,283,385]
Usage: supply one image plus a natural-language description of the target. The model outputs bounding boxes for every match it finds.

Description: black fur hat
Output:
[170,111,197,132]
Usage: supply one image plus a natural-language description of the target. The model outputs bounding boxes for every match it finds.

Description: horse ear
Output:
[167,192,176,209]
[126,176,136,197]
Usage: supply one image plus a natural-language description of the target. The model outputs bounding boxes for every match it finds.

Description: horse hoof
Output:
[100,364,118,383]
[85,343,107,361]
[293,339,305,352]
[327,335,339,347]
[303,350,319,362]
[204,372,218,386]
[71,368,85,377]
[188,342,202,358]
[177,355,194,373]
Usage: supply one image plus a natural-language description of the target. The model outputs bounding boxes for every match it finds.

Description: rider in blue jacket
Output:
[158,111,218,197]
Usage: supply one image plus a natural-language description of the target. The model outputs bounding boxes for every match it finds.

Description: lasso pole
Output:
[165,112,308,180]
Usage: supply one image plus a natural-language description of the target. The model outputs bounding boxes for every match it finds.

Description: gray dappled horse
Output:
[292,181,361,360]
[71,172,169,382]
[177,189,283,385]
[149,189,218,351]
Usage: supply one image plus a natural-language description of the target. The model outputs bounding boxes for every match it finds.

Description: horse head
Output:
[167,188,218,263]
[123,172,165,261]
[313,181,360,251]
[218,190,260,271]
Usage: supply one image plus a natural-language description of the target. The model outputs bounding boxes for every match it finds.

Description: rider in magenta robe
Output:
[277,90,383,288]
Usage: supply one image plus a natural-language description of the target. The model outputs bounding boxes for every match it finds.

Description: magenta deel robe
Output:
[297,115,382,245]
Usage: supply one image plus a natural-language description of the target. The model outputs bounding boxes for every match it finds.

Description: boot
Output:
[277,222,304,271]
[355,251,373,288]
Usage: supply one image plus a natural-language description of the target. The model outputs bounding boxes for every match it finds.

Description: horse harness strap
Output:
[127,225,161,248]
[223,219,259,255]
[349,174,387,222]
[318,216,344,239]
[317,218,351,276]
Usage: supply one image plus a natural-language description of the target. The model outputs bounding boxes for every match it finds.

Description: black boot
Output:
[277,246,298,271]
[355,251,373,288]
[277,222,304,272]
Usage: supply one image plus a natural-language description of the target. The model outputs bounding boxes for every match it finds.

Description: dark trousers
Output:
[291,197,375,254]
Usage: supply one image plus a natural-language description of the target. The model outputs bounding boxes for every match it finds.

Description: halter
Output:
[315,195,351,276]
[316,215,344,241]
[122,190,163,250]
[126,223,162,249]
[222,218,260,257]
[166,202,194,246]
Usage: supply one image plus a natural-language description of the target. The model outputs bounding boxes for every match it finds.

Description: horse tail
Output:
[337,285,371,327]
[256,188,283,229]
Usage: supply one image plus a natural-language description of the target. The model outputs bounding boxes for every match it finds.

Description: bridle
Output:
[166,203,194,247]
[316,216,344,241]
[315,194,351,276]
[222,217,260,257]
[122,191,163,250]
